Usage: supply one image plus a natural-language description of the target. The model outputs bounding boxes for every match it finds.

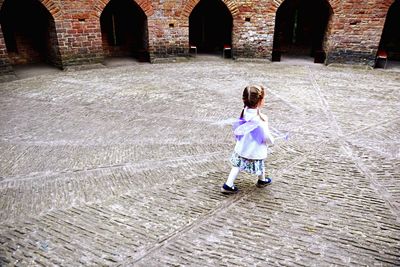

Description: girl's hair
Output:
[240,85,266,121]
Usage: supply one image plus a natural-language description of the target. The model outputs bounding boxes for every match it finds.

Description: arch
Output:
[0,0,62,67]
[93,0,153,18]
[100,0,150,61]
[182,0,239,19]
[269,0,339,14]
[189,0,233,54]
[0,0,61,19]
[377,0,400,65]
[380,0,397,10]
[272,0,333,63]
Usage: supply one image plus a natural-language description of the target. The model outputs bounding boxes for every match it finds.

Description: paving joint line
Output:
[128,140,330,265]
[128,187,247,265]
[347,116,400,136]
[307,66,400,219]
[0,151,225,184]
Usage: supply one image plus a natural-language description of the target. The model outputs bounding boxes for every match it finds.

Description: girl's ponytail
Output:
[240,105,246,119]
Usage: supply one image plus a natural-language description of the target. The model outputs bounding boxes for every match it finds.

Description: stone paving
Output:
[0,56,399,266]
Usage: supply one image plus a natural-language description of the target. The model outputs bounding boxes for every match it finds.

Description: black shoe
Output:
[221,183,239,194]
[256,178,272,188]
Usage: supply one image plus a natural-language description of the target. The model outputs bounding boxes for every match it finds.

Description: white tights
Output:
[225,167,266,187]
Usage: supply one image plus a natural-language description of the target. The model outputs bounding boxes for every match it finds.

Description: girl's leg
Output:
[257,170,266,181]
[225,167,240,187]
[256,169,272,187]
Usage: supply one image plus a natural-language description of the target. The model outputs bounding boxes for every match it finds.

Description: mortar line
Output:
[0,155,232,224]
[0,151,225,184]
[128,140,330,265]
[306,66,399,219]
[347,116,400,136]
[306,66,343,138]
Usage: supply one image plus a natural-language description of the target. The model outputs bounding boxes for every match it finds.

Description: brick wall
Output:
[0,0,396,74]
[55,0,103,66]
[148,0,188,60]
[0,24,13,76]
[325,0,393,66]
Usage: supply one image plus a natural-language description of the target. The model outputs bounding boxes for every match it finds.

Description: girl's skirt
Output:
[230,152,265,176]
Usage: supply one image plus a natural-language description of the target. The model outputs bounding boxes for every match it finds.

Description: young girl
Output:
[221,85,275,194]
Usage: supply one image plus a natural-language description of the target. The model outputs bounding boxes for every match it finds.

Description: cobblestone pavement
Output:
[0,56,399,266]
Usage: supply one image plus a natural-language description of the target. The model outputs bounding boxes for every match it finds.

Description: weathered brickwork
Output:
[0,0,396,73]
[325,0,393,65]
[0,25,12,76]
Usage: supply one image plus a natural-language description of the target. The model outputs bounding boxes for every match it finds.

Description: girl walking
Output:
[221,85,275,194]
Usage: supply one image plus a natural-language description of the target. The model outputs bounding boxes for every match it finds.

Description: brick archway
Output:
[0,0,63,68]
[93,0,154,18]
[270,0,339,14]
[271,0,335,63]
[376,0,400,64]
[383,0,397,10]
[181,0,239,19]
[99,0,150,61]
[0,0,61,19]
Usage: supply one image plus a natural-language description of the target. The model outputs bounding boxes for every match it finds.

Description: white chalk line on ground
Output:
[306,66,400,218]
[128,139,330,265]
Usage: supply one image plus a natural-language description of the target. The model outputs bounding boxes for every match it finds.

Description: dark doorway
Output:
[272,0,332,63]
[0,0,62,67]
[189,0,233,55]
[100,0,149,62]
[377,0,400,68]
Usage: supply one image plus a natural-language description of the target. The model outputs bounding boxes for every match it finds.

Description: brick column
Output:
[325,0,391,66]
[0,24,13,76]
[233,7,271,59]
[55,16,104,67]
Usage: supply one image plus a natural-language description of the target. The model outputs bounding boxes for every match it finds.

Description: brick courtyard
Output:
[0,57,399,266]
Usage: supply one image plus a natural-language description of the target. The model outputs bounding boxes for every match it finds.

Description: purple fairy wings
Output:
[232,118,289,144]
[211,117,289,144]
[233,119,259,136]
[232,118,269,144]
